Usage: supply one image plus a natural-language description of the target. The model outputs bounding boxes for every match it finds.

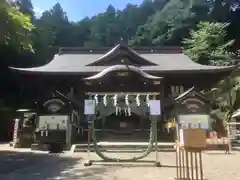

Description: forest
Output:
[1,0,240,121]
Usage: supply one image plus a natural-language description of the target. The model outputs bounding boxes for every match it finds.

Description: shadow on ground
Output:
[0,150,108,180]
[91,160,177,168]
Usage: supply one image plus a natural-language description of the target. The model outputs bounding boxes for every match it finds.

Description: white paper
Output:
[149,100,161,115]
[84,100,96,115]
[38,115,68,130]
[179,129,184,146]
[179,114,209,129]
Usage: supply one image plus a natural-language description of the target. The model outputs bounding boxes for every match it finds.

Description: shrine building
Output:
[10,44,237,143]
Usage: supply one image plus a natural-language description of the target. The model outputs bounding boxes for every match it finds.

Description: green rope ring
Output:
[91,117,156,162]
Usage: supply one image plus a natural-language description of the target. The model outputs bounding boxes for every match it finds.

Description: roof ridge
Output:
[85,44,158,66]
[58,45,183,55]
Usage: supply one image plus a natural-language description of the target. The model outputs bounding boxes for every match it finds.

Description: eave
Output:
[9,65,237,75]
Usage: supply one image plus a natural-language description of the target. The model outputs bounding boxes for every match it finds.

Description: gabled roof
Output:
[9,44,237,74]
[85,44,158,66]
[174,87,211,104]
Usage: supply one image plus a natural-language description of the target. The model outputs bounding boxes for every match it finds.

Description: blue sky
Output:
[32,0,143,21]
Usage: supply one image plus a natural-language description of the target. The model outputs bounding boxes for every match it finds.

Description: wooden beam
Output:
[85,92,160,96]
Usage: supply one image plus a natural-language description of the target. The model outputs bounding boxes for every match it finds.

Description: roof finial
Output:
[120,37,124,44]
[119,37,126,46]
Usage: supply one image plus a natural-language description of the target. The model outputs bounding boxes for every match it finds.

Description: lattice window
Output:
[171,85,184,97]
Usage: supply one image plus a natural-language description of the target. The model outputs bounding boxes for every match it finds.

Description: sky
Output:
[32,0,143,21]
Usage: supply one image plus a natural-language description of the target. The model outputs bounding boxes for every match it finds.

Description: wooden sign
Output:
[116,72,129,76]
[180,128,206,149]
[175,89,210,115]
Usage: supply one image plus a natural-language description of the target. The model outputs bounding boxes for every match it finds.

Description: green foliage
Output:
[0,0,35,51]
[204,69,240,125]
[16,0,34,16]
[2,0,240,109]
[183,22,234,65]
[130,0,211,46]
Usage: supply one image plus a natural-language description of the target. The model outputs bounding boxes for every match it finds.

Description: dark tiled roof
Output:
[9,44,237,74]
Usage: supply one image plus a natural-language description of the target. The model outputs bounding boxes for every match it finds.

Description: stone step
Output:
[71,142,175,152]
[31,143,50,151]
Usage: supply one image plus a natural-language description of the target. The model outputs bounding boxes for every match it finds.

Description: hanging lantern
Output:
[94,94,99,105]
[113,94,118,107]
[103,95,107,107]
[136,94,140,106]
[146,94,150,107]
[125,94,129,106]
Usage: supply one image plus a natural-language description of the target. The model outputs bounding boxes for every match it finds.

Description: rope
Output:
[91,117,156,162]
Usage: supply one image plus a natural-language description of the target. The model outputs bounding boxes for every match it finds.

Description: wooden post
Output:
[84,116,93,166]
[13,119,20,147]
[154,116,161,167]
[176,143,179,178]
[84,95,94,166]
[87,120,92,158]
[190,152,194,179]
[185,150,190,180]
[175,127,207,180]
[175,146,206,180]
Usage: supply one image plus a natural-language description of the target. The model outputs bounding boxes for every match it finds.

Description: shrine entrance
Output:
[102,113,147,141]
[83,65,163,142]
[85,92,160,142]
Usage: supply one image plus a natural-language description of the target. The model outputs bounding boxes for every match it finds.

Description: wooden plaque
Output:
[182,128,206,149]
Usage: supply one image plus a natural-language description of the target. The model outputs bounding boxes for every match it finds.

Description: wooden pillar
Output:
[159,79,165,140]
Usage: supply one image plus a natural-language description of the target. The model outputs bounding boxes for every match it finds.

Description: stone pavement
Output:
[0,143,239,180]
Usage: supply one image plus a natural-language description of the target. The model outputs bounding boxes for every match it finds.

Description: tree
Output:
[130,0,205,46]
[32,3,70,64]
[0,0,34,51]
[204,69,240,129]
[183,21,234,65]
[16,0,34,16]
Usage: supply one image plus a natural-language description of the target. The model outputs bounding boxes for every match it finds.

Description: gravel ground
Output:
[0,144,239,180]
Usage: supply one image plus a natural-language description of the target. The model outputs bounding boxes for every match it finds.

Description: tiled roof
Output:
[9,44,236,74]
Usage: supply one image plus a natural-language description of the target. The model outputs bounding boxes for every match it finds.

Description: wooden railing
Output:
[175,143,205,180]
